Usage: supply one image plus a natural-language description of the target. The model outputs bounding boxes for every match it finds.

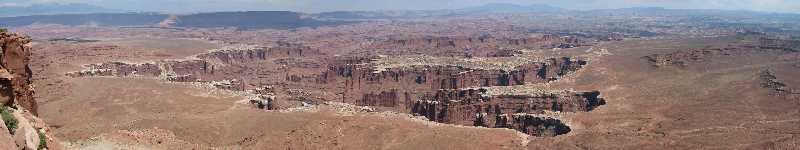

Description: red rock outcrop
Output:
[1,30,62,150]
[310,56,598,136]
[645,36,800,68]
[410,89,601,136]
[644,47,782,68]
[317,57,587,107]
[64,45,323,110]
[68,43,322,84]
[0,31,35,115]
[66,60,219,82]
[197,43,320,64]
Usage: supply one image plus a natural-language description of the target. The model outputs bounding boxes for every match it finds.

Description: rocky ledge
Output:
[312,56,601,136]
[410,88,602,136]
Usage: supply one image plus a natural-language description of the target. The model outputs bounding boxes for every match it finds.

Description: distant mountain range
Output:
[0,3,564,19]
[457,3,564,13]
[0,11,351,29]
[0,3,121,17]
[0,13,168,27]
[1,3,798,30]
[314,3,564,20]
[174,11,350,29]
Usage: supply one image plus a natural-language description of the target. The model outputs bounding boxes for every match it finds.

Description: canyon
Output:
[65,42,603,136]
[2,4,800,149]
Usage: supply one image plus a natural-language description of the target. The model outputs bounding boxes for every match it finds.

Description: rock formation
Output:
[502,114,571,137]
[759,37,800,52]
[0,30,61,150]
[197,43,320,64]
[0,31,35,115]
[63,36,601,137]
[312,56,600,136]
[318,57,588,106]
[250,86,277,110]
[410,88,600,136]
[67,43,321,80]
[65,44,324,111]
[365,34,586,57]
[759,69,799,99]
[645,36,800,68]
[642,48,742,68]
[645,48,767,68]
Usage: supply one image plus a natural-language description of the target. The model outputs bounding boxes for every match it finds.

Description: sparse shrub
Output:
[0,28,7,33]
[37,130,46,150]
[0,106,17,133]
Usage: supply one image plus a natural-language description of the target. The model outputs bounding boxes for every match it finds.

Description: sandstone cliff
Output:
[313,56,600,136]
[0,31,35,114]
[407,88,600,136]
[0,30,62,150]
[318,56,588,107]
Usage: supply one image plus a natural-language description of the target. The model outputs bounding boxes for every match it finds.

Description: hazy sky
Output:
[1,0,799,13]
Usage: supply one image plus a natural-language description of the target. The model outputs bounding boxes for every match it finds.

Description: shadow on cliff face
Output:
[584,91,607,111]
[475,114,572,137]
[512,116,571,137]
[490,92,603,137]
[409,88,605,137]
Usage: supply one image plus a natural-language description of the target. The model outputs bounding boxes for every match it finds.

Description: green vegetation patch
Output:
[0,106,17,133]
[37,130,46,150]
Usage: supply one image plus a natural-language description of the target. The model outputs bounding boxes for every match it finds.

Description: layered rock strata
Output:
[313,56,599,136]
[318,57,588,108]
[644,48,792,68]
[198,43,320,64]
[645,36,800,68]
[66,44,321,110]
[411,89,601,136]
[67,43,321,82]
